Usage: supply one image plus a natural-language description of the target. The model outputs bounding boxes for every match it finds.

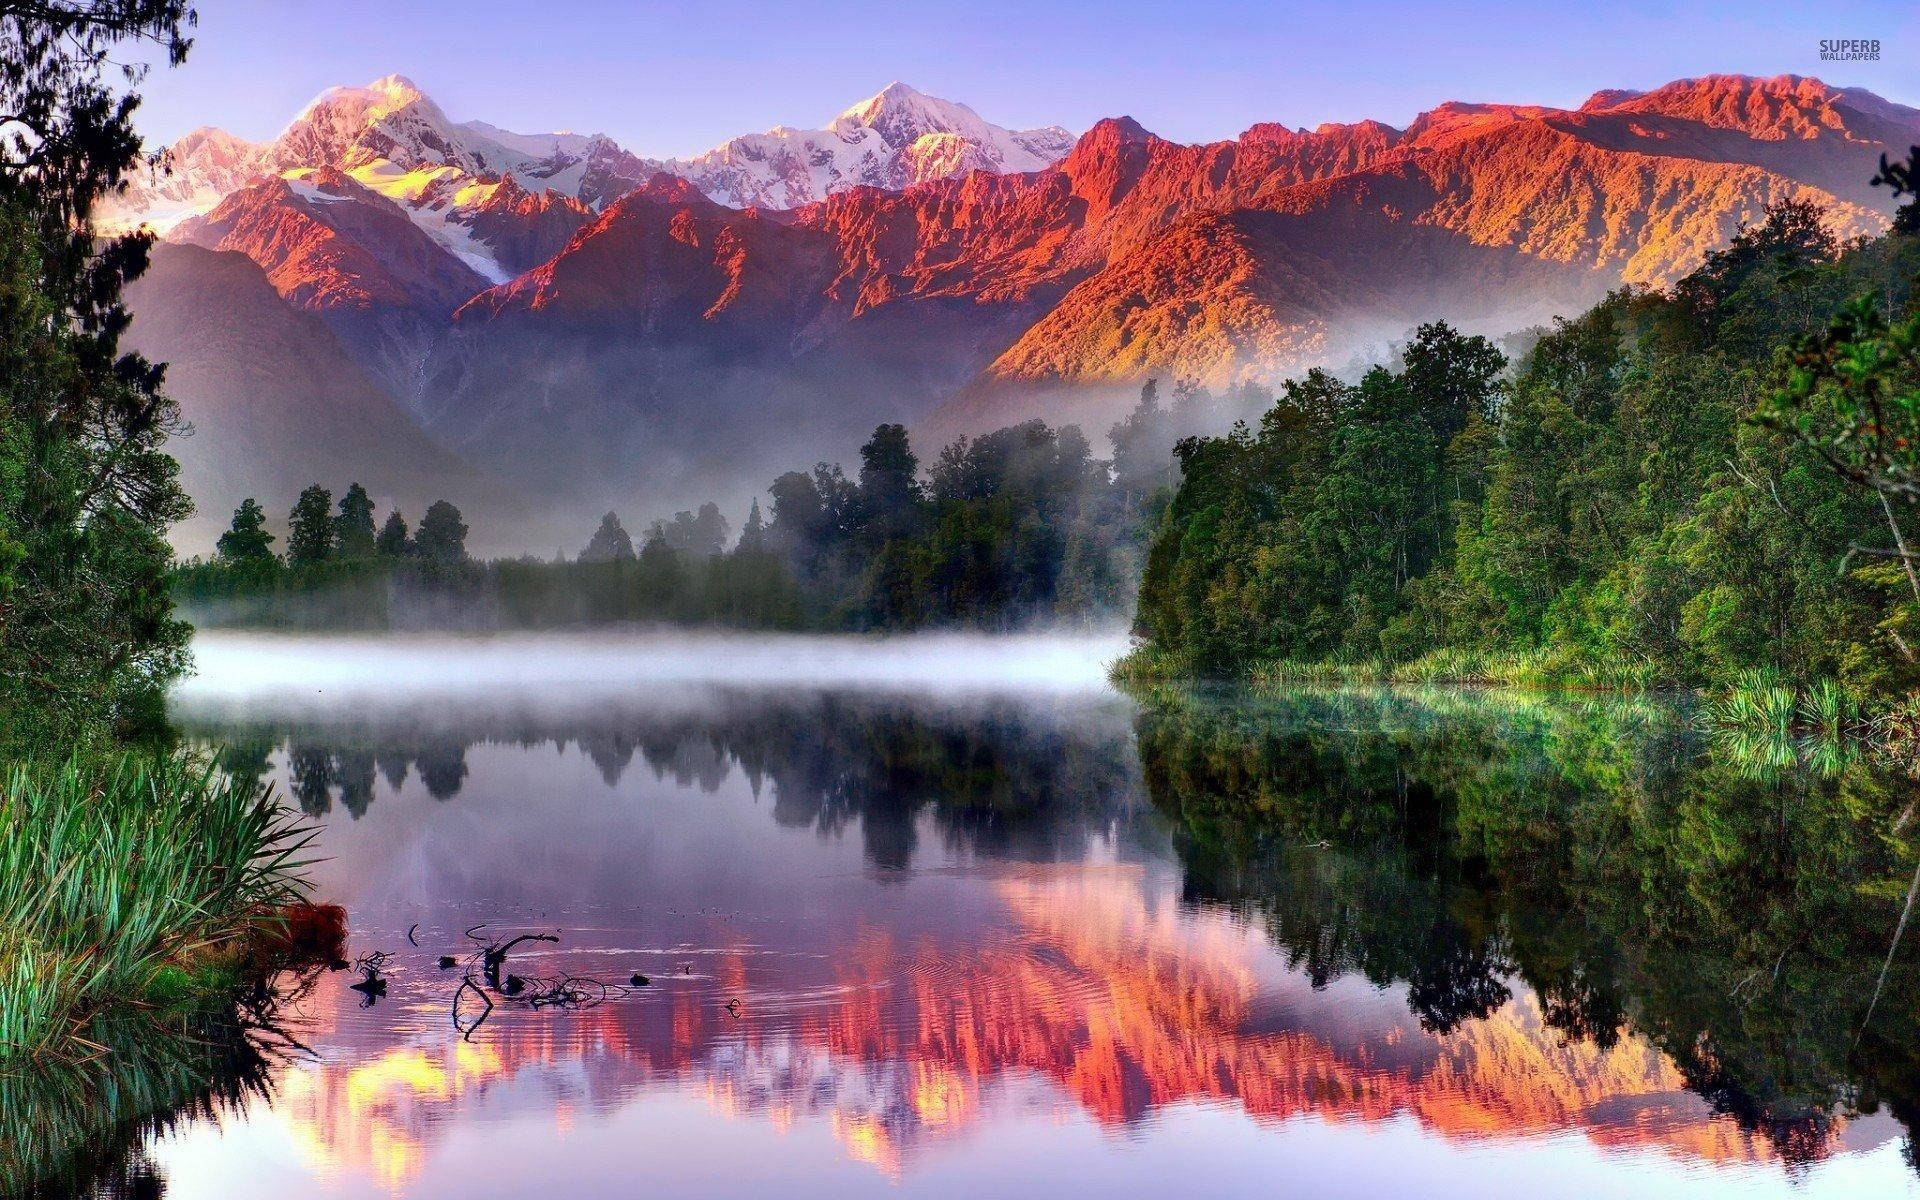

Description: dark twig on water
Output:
[347,949,392,1006]
[438,927,655,1040]
[452,975,493,1040]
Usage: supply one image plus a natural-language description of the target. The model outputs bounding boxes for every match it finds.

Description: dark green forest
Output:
[175,383,1270,630]
[1129,182,1920,697]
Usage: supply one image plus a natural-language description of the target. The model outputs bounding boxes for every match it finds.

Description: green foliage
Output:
[414,499,469,564]
[0,3,201,734]
[375,509,410,557]
[580,511,635,562]
[1135,204,1920,693]
[333,482,377,558]
[214,498,274,564]
[1132,327,1504,674]
[284,485,334,566]
[0,750,313,1062]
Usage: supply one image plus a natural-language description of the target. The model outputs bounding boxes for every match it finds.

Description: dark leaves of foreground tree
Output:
[1755,151,1920,672]
[0,1,198,731]
[1873,146,1920,237]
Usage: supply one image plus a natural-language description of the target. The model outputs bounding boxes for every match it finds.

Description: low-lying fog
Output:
[177,628,1132,702]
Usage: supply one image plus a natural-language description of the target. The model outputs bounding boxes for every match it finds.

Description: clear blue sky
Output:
[135,0,1920,156]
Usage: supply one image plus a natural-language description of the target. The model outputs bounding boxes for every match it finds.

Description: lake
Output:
[22,632,1920,1198]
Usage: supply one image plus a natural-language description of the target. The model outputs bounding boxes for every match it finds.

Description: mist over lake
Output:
[179,629,1134,701]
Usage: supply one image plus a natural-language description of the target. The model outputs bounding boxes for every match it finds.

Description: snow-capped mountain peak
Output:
[99,75,1078,271]
[666,81,1076,209]
[275,74,480,175]
[829,82,1016,149]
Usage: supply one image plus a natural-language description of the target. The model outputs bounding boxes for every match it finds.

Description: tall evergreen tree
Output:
[858,425,920,520]
[286,486,336,566]
[376,510,411,557]
[334,483,377,557]
[689,502,730,556]
[738,499,767,552]
[215,499,275,564]
[635,531,684,612]
[414,500,469,563]
[0,1,198,728]
[580,512,636,562]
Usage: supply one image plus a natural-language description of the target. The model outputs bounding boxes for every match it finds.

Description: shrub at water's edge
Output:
[0,750,321,1064]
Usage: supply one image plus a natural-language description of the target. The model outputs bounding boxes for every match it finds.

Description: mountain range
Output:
[117,73,1918,553]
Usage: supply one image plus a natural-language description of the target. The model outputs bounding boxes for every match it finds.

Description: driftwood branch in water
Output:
[438,927,650,1039]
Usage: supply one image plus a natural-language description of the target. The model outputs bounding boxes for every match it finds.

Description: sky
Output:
[133,0,1920,156]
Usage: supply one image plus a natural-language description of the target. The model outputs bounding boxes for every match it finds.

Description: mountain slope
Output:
[940,77,1906,433]
[120,72,1920,544]
[123,244,509,554]
[171,168,494,404]
[436,75,1904,467]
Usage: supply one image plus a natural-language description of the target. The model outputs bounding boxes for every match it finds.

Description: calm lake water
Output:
[32,632,1920,1198]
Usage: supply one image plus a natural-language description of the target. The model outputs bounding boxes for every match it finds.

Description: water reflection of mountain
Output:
[270,868,1794,1190]
[154,683,1920,1192]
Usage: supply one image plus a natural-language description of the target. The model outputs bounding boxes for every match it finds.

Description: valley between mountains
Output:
[116,73,1917,552]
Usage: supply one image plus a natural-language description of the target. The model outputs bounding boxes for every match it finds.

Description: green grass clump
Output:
[0,751,315,1063]
[1798,678,1861,736]
[1109,642,1189,685]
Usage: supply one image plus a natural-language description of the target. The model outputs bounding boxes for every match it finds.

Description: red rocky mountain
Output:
[126,73,1918,536]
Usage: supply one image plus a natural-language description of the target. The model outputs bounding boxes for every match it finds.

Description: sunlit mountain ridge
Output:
[121,73,1919,554]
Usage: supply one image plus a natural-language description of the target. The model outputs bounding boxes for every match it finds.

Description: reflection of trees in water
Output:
[415,738,468,800]
[184,691,1151,871]
[0,985,308,1199]
[1137,686,1920,1172]
[181,683,1920,1173]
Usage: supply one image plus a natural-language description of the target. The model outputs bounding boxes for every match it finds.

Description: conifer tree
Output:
[215,499,276,564]
[335,483,377,557]
[376,511,411,557]
[0,1,199,725]
[286,486,336,566]
[415,500,469,563]
[580,512,636,562]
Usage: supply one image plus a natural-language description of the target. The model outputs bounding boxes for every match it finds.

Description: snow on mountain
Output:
[456,120,598,164]
[108,125,277,232]
[105,77,1072,232]
[663,82,1075,209]
[273,74,480,174]
[102,75,1072,300]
